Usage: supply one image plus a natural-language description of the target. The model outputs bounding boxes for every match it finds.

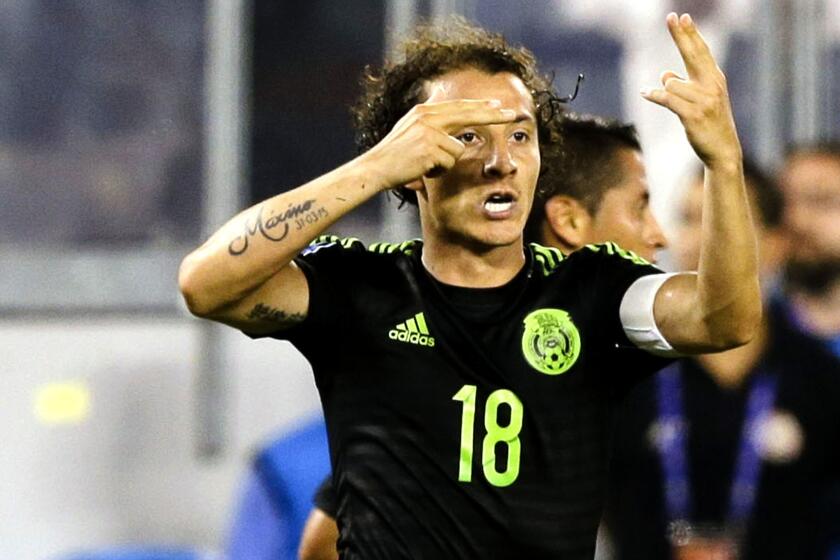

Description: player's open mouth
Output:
[483,193,515,217]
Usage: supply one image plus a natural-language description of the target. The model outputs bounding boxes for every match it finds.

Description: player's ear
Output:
[544,195,590,250]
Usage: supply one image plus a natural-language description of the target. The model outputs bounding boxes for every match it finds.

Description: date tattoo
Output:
[228,199,329,255]
[246,303,305,327]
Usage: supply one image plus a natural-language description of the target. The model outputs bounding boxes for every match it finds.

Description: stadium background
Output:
[1,0,838,558]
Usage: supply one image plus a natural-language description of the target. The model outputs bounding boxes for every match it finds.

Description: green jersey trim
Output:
[305,236,424,254]
[368,239,422,255]
[585,242,651,266]
[529,243,566,276]
[307,234,365,250]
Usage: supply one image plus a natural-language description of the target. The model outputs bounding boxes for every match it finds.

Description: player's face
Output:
[781,153,840,265]
[417,69,540,248]
[586,148,667,263]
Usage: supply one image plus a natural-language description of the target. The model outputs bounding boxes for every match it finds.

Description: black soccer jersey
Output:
[256,237,671,559]
[314,475,339,518]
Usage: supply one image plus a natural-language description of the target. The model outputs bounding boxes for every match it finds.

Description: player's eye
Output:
[512,131,529,142]
[457,131,479,144]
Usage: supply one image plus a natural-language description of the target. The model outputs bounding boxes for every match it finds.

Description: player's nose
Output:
[646,212,668,251]
[482,140,517,178]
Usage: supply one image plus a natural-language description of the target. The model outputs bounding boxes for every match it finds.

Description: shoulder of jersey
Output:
[301,234,366,255]
[583,241,651,266]
[529,242,566,276]
[303,235,421,256]
[368,239,422,255]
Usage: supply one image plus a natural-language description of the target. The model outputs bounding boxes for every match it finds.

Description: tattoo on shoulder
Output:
[228,200,329,255]
[246,303,305,326]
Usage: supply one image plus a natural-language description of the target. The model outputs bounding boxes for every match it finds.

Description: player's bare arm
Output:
[298,508,339,560]
[178,99,516,333]
[642,13,761,352]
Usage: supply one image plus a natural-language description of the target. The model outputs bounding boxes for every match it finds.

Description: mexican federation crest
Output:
[521,308,581,375]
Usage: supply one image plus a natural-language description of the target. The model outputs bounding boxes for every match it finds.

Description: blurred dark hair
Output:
[524,113,641,243]
[352,17,562,206]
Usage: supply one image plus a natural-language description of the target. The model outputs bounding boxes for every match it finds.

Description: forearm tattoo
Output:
[228,199,329,255]
[246,303,305,326]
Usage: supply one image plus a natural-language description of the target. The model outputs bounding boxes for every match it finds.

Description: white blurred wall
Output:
[0,318,321,560]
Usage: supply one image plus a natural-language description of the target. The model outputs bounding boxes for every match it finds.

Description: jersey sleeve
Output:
[312,475,338,518]
[572,243,676,383]
[244,235,365,349]
[293,234,366,329]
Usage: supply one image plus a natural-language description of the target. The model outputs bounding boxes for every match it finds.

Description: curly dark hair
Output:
[352,17,563,206]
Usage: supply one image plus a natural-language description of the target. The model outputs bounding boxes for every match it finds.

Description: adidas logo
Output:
[388,312,435,347]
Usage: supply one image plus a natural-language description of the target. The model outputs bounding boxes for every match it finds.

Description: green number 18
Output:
[452,384,524,487]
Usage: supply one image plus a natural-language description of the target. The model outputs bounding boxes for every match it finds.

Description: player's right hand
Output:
[359,99,517,190]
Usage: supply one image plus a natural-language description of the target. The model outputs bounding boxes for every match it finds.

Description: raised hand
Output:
[642,13,742,169]
[360,98,517,189]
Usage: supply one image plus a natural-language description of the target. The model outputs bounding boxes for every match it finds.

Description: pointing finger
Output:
[436,130,467,159]
[681,14,718,71]
[666,13,701,79]
[667,13,718,81]
[419,98,503,112]
[423,102,519,132]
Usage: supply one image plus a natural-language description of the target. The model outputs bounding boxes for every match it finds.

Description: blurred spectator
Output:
[605,162,840,559]
[0,0,204,246]
[778,143,840,359]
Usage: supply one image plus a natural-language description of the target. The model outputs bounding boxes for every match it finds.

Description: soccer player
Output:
[180,13,759,559]
[298,113,669,560]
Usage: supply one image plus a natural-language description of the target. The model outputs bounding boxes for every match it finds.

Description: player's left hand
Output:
[642,13,742,169]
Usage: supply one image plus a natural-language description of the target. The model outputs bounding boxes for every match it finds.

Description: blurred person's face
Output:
[581,148,667,263]
[781,153,840,266]
[674,177,787,284]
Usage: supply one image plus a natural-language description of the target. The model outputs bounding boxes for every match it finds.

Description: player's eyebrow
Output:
[511,113,536,124]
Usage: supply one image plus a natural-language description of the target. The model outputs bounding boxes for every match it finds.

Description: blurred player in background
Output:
[605,162,840,560]
[180,13,759,559]
[525,113,667,262]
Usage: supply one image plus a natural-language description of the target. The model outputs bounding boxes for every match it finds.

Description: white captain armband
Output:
[619,272,685,357]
